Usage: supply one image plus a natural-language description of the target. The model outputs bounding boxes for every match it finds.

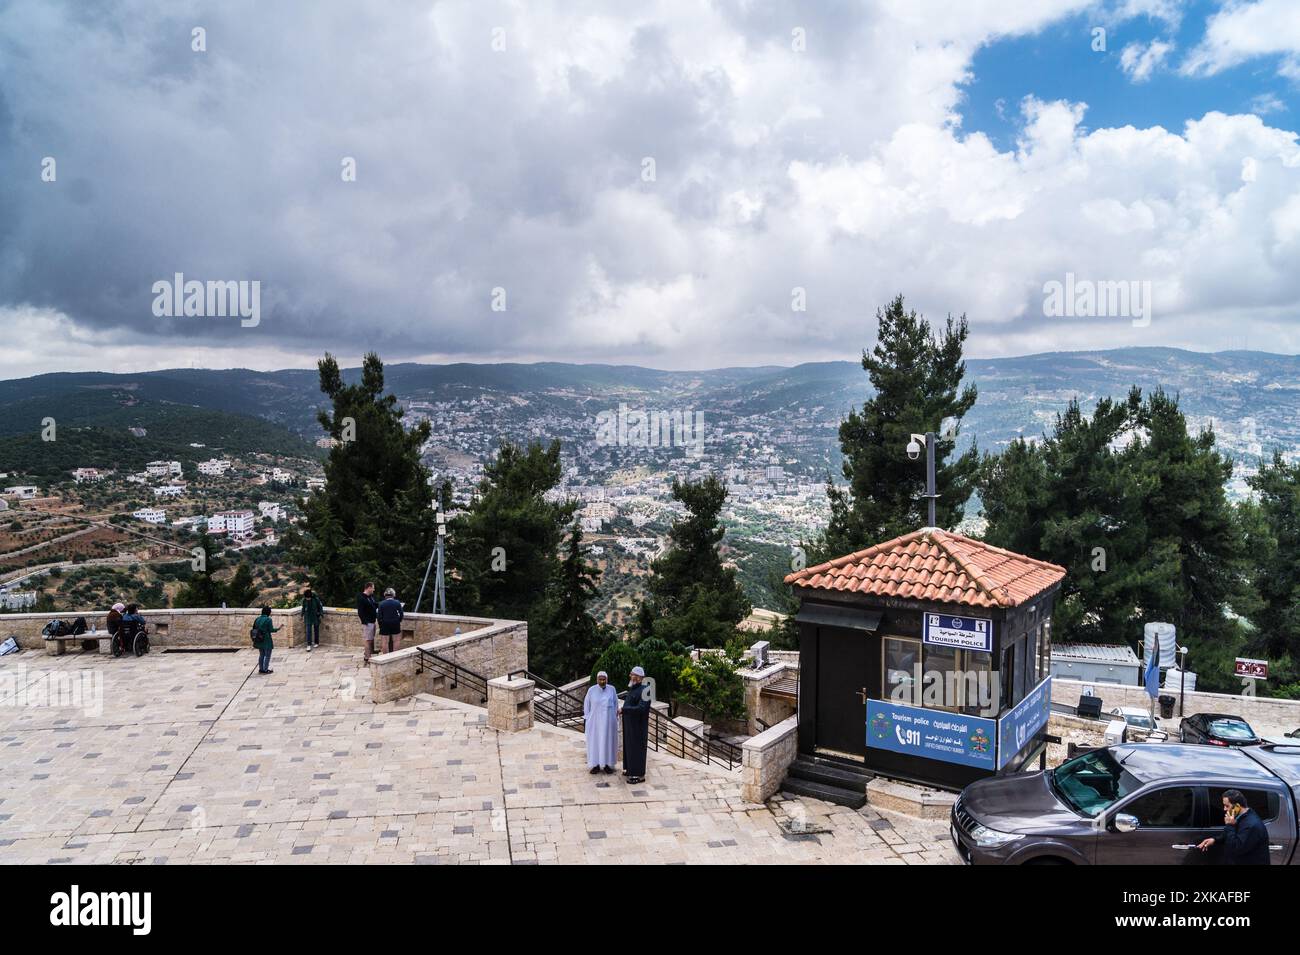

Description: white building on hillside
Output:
[146,460,182,477]
[3,486,38,499]
[209,509,256,535]
[72,468,104,483]
[257,501,286,521]
[197,458,232,476]
[132,507,167,524]
[153,484,186,498]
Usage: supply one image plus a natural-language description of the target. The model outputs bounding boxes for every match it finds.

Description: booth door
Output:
[814,626,869,760]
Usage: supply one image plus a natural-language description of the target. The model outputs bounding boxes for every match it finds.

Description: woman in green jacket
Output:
[253,606,281,674]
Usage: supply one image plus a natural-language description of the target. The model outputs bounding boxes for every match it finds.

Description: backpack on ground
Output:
[0,636,19,656]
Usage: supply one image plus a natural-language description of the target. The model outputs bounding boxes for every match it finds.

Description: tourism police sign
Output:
[996,676,1052,769]
[866,698,997,770]
[922,613,993,653]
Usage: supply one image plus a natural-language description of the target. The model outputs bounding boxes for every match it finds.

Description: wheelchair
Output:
[112,618,150,658]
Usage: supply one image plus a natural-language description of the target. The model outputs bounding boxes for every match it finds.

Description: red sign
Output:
[1235,658,1268,680]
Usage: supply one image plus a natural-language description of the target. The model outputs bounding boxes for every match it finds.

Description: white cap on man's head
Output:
[631,666,645,677]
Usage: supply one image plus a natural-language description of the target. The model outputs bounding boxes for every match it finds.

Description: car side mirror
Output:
[1113,813,1139,833]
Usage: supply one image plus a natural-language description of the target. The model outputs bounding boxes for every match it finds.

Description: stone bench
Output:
[43,632,113,656]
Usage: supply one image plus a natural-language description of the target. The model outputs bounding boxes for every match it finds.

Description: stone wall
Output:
[368,621,528,705]
[740,661,798,736]
[740,715,799,804]
[1052,676,1300,735]
[0,605,506,653]
[2,606,301,651]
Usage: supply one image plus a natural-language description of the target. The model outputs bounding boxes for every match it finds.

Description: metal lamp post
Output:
[908,431,939,528]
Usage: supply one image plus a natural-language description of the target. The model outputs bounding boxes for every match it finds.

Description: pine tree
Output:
[289,353,436,604]
[224,564,259,608]
[640,475,751,648]
[174,531,226,608]
[448,440,575,624]
[980,387,1258,688]
[1125,389,1254,657]
[531,520,611,683]
[820,295,978,559]
[1244,453,1300,663]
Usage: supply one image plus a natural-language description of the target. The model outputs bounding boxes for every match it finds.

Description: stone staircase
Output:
[779,754,871,809]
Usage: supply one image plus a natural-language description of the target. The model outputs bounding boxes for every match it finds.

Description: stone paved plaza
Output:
[0,646,958,864]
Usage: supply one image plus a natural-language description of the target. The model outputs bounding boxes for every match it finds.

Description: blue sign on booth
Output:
[997,676,1052,769]
[866,697,997,770]
[922,613,993,652]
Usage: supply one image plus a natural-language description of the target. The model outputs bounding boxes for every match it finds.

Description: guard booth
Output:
[784,528,1065,791]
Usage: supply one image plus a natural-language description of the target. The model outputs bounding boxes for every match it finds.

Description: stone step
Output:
[787,757,870,792]
[779,776,867,809]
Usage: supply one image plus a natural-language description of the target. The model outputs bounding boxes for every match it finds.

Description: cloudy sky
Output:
[1,0,1299,377]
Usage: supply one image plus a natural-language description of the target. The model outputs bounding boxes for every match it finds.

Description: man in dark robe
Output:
[621,666,651,784]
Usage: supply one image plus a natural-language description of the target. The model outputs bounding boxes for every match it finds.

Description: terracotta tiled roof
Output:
[784,528,1066,609]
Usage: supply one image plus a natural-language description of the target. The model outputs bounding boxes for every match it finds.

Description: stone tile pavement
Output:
[0,646,959,864]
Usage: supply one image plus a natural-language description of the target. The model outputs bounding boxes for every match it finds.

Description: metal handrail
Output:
[498,669,744,772]
[619,689,744,772]
[416,647,489,703]
[509,669,587,729]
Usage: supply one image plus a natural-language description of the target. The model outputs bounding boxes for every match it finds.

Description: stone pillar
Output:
[740,715,799,805]
[487,676,535,733]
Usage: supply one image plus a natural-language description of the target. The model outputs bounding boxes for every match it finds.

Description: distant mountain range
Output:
[0,347,1297,477]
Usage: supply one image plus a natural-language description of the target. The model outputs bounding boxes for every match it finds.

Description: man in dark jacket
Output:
[376,588,404,655]
[1198,789,1271,864]
[358,582,378,663]
[301,586,324,653]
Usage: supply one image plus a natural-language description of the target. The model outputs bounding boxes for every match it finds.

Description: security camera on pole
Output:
[415,504,447,615]
[908,432,938,528]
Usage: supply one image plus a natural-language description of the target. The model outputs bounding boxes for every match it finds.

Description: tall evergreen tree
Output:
[289,353,436,604]
[173,531,226,608]
[448,440,575,623]
[1125,389,1254,654]
[820,295,978,559]
[223,563,259,608]
[640,475,751,648]
[980,388,1256,688]
[531,520,611,683]
[1244,453,1300,663]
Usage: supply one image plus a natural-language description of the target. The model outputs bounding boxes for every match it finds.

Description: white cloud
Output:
[0,0,1298,375]
[1120,39,1174,81]
[1182,0,1300,77]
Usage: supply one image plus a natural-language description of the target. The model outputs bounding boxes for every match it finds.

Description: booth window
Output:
[961,651,994,716]
[1000,643,1015,710]
[883,636,920,698]
[882,638,995,714]
[1037,619,1052,681]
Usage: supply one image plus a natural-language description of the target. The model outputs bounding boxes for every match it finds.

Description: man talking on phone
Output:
[1197,790,1270,864]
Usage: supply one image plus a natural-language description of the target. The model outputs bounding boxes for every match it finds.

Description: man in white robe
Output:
[583,671,619,774]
